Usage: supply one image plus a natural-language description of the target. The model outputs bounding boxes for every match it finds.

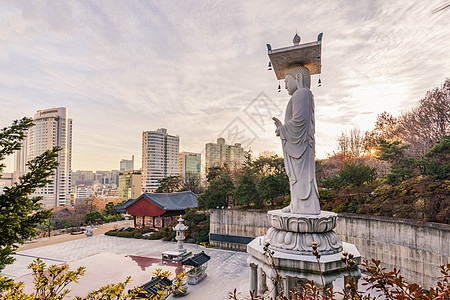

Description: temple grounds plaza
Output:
[3,221,375,298]
[3,222,250,299]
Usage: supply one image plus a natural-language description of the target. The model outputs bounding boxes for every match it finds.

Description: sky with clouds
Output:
[1,0,449,172]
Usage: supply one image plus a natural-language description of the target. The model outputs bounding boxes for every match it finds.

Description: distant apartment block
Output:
[72,170,95,186]
[15,107,72,208]
[179,152,201,183]
[205,138,249,172]
[142,128,179,192]
[75,185,94,200]
[118,170,142,201]
[95,170,120,186]
[120,156,134,172]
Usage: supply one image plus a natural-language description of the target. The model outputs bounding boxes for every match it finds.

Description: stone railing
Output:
[209,209,450,289]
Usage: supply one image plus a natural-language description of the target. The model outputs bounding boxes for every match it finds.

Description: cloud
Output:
[0,0,449,170]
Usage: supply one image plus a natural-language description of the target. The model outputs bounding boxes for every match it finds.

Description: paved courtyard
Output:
[3,234,251,299]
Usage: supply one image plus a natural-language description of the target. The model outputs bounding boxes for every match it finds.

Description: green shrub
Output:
[85,211,105,223]
[104,214,123,223]
[133,232,143,239]
[332,203,346,213]
[139,227,156,234]
[56,218,79,229]
[197,230,209,243]
[147,231,164,240]
[192,213,207,223]
[116,231,134,238]
[340,163,377,186]
[282,195,290,207]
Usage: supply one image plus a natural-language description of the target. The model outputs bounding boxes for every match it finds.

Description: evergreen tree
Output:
[259,173,290,205]
[377,139,417,184]
[339,163,377,186]
[234,168,260,207]
[206,166,222,182]
[0,118,57,271]
[420,135,450,180]
[155,175,182,193]
[198,169,234,210]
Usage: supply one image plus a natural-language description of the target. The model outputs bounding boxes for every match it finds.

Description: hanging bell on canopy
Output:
[278,81,281,92]
[318,76,322,87]
[268,61,272,70]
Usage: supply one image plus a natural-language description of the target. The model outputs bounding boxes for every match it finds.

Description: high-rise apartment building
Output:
[205,138,248,172]
[120,156,134,172]
[15,107,72,208]
[179,152,201,183]
[142,128,179,192]
[118,170,142,201]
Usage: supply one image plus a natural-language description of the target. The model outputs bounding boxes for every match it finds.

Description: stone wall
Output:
[336,213,450,289]
[209,209,268,251]
[209,209,450,289]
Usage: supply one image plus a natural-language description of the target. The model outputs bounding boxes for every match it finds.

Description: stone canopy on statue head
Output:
[268,33,323,80]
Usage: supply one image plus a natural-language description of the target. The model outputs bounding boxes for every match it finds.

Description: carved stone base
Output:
[247,237,361,284]
[264,227,343,255]
[264,210,342,255]
[267,210,338,232]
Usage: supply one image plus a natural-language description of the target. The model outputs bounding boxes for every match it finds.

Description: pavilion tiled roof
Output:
[134,276,172,298]
[182,251,211,267]
[114,191,198,213]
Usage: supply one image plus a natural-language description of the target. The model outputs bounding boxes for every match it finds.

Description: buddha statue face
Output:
[285,74,298,96]
[284,65,311,90]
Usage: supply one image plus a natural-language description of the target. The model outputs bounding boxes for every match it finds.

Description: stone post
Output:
[258,267,268,295]
[249,263,258,294]
[283,276,292,298]
[266,276,277,299]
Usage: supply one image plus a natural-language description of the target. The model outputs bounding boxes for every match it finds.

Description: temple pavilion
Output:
[114,191,198,228]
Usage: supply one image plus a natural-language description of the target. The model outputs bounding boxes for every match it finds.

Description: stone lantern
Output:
[173,215,188,253]
[124,212,130,225]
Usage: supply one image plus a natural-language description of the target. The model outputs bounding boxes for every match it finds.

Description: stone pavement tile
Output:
[2,254,66,278]
[1,235,252,300]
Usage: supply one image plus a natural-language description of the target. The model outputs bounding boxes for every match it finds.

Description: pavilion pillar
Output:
[249,263,258,294]
[153,216,155,228]
[142,216,145,228]
[133,216,136,227]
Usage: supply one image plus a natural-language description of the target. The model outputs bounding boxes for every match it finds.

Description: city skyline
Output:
[1,1,449,172]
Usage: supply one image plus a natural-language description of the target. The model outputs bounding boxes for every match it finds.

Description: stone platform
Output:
[247,210,361,298]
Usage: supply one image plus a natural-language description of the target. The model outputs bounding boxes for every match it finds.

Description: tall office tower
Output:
[15,107,72,208]
[142,128,179,192]
[179,152,201,183]
[120,155,134,172]
[205,137,249,173]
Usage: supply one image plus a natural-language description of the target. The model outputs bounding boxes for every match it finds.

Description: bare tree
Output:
[182,172,205,194]
[397,79,450,157]
[337,127,366,157]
